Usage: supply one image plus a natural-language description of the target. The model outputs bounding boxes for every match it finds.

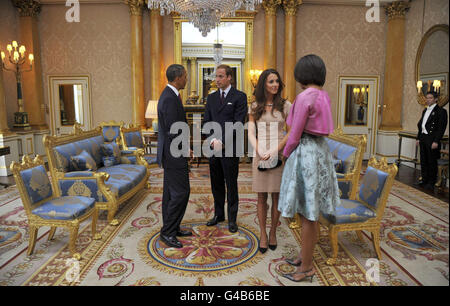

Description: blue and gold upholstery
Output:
[71,150,98,171]
[319,157,398,265]
[44,124,150,226]
[100,120,125,144]
[120,125,158,169]
[101,142,121,165]
[10,155,100,260]
[325,127,366,200]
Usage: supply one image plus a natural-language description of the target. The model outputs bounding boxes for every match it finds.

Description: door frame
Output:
[48,75,92,136]
[337,75,380,159]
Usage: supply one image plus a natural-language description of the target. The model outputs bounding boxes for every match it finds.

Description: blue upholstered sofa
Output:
[44,124,150,225]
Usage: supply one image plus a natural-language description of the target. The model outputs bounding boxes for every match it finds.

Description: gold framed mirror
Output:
[415,24,449,107]
[173,11,256,103]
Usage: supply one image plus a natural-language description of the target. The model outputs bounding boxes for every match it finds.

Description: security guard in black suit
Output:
[203,64,248,233]
[416,91,448,189]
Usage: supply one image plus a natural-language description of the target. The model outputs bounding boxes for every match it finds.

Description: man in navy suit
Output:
[203,64,248,233]
[416,91,448,190]
[157,64,192,248]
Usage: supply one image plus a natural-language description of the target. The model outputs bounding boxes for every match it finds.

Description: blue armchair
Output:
[10,155,101,260]
[319,157,398,265]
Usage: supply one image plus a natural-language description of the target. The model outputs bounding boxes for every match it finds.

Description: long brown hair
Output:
[251,69,286,121]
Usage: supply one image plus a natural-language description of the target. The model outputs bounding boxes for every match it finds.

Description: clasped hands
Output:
[257,147,279,161]
[416,140,439,149]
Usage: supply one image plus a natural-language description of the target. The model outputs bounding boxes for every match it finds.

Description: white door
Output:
[338,76,379,159]
[49,76,92,136]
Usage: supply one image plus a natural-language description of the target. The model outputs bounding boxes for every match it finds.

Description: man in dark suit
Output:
[157,64,192,248]
[416,91,448,190]
[203,64,248,233]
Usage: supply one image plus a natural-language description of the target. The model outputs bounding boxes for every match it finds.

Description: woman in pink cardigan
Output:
[278,54,340,282]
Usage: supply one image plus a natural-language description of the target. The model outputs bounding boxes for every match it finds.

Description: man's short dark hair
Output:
[166,64,185,82]
[426,90,439,99]
[216,64,233,77]
[294,54,326,87]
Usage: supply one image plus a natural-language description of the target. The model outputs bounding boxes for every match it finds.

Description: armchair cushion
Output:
[144,156,157,165]
[71,150,98,171]
[20,165,53,205]
[358,166,389,210]
[322,199,376,224]
[101,142,121,165]
[31,196,95,220]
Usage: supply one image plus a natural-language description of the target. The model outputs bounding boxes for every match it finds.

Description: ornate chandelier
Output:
[148,0,262,36]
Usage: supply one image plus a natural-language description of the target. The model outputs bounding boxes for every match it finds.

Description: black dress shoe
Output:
[269,244,277,251]
[228,221,238,233]
[160,234,183,248]
[206,216,225,226]
[176,230,193,237]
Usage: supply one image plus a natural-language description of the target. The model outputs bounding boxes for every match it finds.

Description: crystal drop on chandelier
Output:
[148,0,262,36]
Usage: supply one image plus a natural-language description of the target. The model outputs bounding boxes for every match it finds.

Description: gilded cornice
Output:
[11,0,41,17]
[282,0,302,16]
[262,0,281,16]
[124,0,146,16]
[385,1,409,20]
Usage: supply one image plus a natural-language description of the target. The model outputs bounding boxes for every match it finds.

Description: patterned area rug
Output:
[0,165,448,286]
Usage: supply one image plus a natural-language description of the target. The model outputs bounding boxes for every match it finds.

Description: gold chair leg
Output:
[327,227,339,265]
[289,213,301,229]
[27,225,38,256]
[92,207,102,240]
[371,229,382,260]
[68,224,81,260]
[107,207,120,226]
[48,226,57,241]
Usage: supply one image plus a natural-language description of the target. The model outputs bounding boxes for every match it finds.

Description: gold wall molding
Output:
[385,1,410,20]
[124,0,146,16]
[262,0,282,16]
[282,0,302,16]
[11,0,41,17]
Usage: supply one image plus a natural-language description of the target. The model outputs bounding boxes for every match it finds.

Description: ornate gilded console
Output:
[44,124,150,225]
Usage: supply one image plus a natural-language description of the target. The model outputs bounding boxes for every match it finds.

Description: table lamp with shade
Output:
[145,100,158,132]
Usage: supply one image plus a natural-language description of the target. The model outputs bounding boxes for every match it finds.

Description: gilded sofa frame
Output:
[10,155,101,260]
[319,157,398,265]
[44,124,150,225]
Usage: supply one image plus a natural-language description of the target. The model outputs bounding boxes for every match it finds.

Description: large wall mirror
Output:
[415,24,449,107]
[173,12,255,104]
[48,75,92,135]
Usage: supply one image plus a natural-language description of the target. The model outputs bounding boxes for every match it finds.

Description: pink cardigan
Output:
[283,87,334,158]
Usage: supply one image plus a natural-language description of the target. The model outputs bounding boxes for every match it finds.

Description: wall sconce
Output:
[1,41,34,130]
[145,100,158,132]
[249,69,263,88]
[417,79,447,106]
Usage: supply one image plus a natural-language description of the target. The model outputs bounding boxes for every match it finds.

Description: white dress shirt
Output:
[167,84,180,98]
[421,103,437,134]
